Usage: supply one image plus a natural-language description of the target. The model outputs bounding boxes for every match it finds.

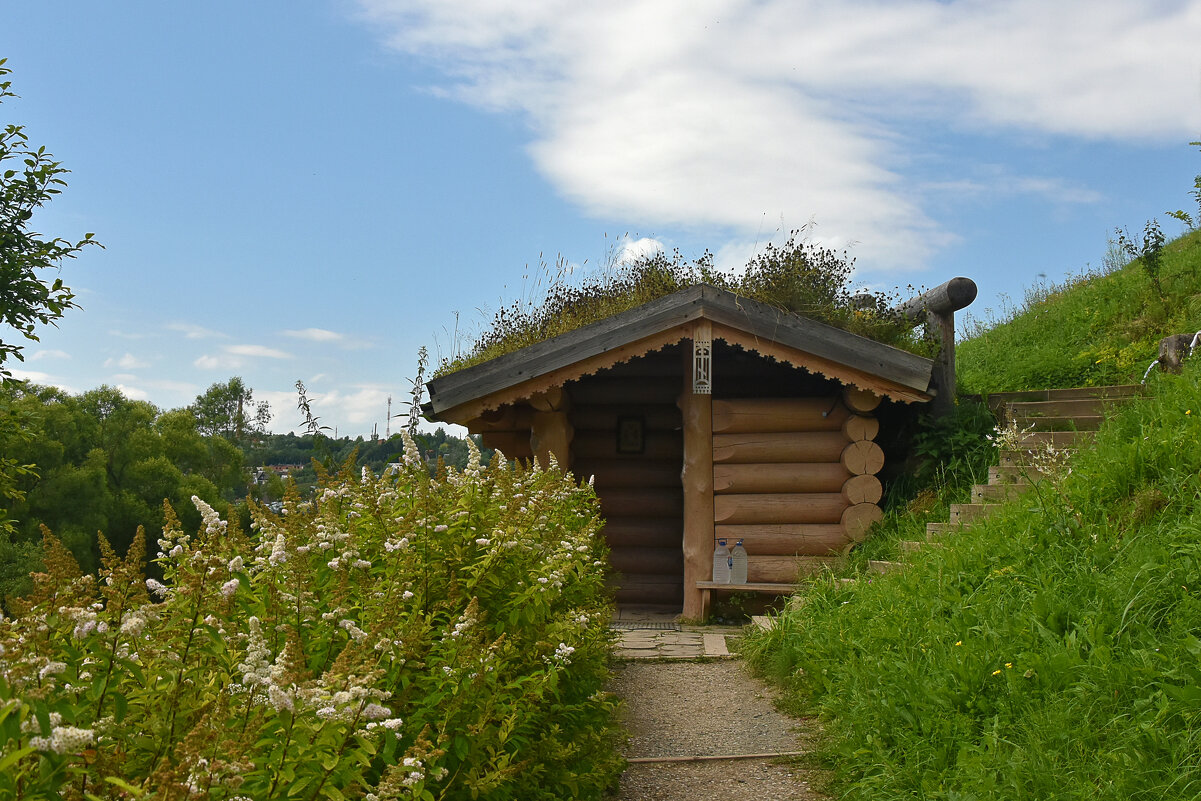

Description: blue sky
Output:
[4,1,1200,437]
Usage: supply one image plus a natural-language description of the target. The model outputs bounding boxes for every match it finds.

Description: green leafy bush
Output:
[0,438,620,800]
[745,363,1201,800]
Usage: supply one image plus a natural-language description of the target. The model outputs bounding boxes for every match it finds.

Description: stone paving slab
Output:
[613,626,740,660]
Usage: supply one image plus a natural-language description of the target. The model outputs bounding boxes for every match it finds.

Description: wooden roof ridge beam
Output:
[891,277,978,324]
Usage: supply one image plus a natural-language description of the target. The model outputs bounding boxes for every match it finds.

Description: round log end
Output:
[840,440,885,475]
[842,414,880,442]
[843,388,882,413]
[841,474,883,505]
[944,276,978,312]
[842,503,884,541]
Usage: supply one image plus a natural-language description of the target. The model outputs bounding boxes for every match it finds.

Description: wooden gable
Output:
[425,284,934,425]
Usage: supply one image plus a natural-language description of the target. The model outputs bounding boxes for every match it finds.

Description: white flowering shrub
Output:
[0,446,619,800]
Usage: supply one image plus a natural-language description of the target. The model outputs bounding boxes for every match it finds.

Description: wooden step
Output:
[985,384,1142,409]
[988,465,1040,484]
[1005,414,1105,431]
[971,483,1029,503]
[1015,430,1092,449]
[926,522,967,537]
[899,540,932,554]
[867,560,902,574]
[999,449,1075,468]
[1005,398,1124,420]
[949,503,995,525]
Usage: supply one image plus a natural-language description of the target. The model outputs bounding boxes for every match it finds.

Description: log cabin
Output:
[423,281,975,619]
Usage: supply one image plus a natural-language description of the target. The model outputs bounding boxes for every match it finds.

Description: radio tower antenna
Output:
[385,395,392,438]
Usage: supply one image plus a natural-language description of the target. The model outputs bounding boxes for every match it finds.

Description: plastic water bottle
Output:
[730,539,748,585]
[712,539,731,583]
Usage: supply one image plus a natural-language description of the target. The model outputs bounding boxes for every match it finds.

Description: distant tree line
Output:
[0,377,489,605]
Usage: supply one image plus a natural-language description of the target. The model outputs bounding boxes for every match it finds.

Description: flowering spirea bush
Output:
[0,438,620,800]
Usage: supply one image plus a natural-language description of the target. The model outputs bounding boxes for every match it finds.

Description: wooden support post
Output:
[679,321,714,621]
[530,389,572,470]
[930,310,956,417]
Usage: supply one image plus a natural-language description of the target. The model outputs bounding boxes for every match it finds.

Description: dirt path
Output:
[607,659,828,800]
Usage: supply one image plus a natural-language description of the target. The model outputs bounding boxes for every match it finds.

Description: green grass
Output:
[957,229,1201,392]
[746,363,1201,800]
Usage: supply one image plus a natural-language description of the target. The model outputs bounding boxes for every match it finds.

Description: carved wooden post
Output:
[679,320,714,621]
[529,388,572,470]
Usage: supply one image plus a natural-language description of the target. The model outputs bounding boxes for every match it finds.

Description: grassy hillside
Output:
[747,363,1201,799]
[745,217,1201,798]
[957,228,1201,392]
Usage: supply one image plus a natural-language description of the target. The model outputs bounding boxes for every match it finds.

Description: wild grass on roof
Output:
[435,233,932,377]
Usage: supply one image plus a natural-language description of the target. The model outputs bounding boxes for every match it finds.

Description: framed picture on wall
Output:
[616,415,645,455]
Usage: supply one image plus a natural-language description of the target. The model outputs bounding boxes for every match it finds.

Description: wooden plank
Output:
[841,474,883,505]
[747,555,841,583]
[841,441,885,475]
[575,459,681,489]
[569,404,681,431]
[713,493,848,525]
[602,517,680,548]
[697,581,799,592]
[573,429,682,460]
[610,546,683,575]
[713,431,850,464]
[713,462,850,494]
[714,523,849,555]
[711,397,848,434]
[679,332,713,621]
[598,488,683,519]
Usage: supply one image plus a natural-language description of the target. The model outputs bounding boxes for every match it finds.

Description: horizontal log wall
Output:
[712,395,884,571]
[568,356,684,606]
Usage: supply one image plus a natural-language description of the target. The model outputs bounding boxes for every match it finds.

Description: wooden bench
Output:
[695,581,799,621]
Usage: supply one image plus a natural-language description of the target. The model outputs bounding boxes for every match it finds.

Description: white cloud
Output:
[194,344,292,371]
[8,368,55,384]
[920,167,1107,206]
[282,328,372,350]
[30,349,71,361]
[613,237,665,267]
[263,384,396,436]
[143,378,201,395]
[104,352,149,370]
[226,344,293,359]
[168,322,228,340]
[354,0,1201,269]
[117,384,149,401]
[194,354,234,371]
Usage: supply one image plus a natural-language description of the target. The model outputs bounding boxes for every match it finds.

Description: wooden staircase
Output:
[893,385,1143,558]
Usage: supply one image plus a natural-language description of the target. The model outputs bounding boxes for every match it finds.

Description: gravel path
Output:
[607,659,828,800]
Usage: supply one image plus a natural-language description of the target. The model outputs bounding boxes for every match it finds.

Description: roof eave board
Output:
[426,284,933,416]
